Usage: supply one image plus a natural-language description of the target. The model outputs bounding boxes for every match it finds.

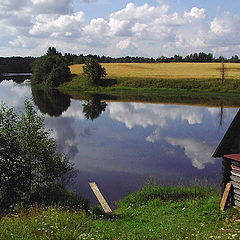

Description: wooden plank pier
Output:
[89,182,112,214]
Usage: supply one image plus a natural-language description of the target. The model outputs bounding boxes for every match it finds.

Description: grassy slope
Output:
[57,63,240,107]
[59,63,240,99]
[1,186,240,240]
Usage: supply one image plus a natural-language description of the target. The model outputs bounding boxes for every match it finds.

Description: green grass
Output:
[1,185,240,240]
[57,63,240,105]
[58,74,240,107]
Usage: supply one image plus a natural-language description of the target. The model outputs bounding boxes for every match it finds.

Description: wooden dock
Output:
[89,182,112,214]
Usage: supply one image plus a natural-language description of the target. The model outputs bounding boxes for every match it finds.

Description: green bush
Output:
[82,58,107,85]
[0,100,72,213]
[31,47,71,87]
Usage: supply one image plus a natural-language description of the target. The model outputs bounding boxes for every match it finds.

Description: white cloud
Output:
[116,38,135,50]
[108,102,203,129]
[9,35,37,48]
[29,11,85,39]
[165,137,215,170]
[1,2,240,57]
[62,100,85,120]
[110,2,169,21]
[184,7,206,20]
[83,18,109,36]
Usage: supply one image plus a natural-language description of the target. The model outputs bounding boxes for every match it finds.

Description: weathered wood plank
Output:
[234,200,240,207]
[231,160,240,168]
[220,182,232,211]
[232,181,240,190]
[234,188,240,195]
[89,182,112,214]
[231,170,240,178]
[231,164,240,171]
[234,194,240,202]
[230,175,240,183]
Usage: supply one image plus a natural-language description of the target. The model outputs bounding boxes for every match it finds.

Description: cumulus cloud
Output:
[0,80,31,109]
[1,1,240,57]
[9,35,37,48]
[184,7,206,20]
[108,102,203,129]
[29,11,85,39]
[165,137,215,170]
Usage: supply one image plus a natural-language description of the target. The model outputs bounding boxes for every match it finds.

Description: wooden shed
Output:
[213,109,240,207]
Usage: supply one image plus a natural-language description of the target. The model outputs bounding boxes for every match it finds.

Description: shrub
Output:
[0,100,72,212]
[31,47,71,87]
[82,58,107,85]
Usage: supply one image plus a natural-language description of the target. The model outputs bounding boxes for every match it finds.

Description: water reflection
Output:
[0,79,240,202]
[32,87,71,117]
[82,96,107,120]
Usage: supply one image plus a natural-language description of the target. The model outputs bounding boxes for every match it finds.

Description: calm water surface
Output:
[0,79,238,203]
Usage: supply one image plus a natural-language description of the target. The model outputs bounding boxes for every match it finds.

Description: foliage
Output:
[31,47,71,87]
[0,56,35,73]
[31,87,71,117]
[0,100,72,212]
[1,186,240,240]
[82,95,107,120]
[82,58,107,85]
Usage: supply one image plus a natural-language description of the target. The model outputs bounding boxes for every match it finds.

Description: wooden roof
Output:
[224,153,240,162]
[213,109,240,158]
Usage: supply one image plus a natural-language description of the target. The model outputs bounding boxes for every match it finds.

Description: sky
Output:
[1,0,240,57]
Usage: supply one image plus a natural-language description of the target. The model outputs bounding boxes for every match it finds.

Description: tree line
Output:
[1,51,240,76]
[0,57,35,74]
[64,52,240,64]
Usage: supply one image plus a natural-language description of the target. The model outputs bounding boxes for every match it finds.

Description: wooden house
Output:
[213,109,240,207]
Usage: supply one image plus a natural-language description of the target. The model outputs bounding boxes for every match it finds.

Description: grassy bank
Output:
[60,87,240,107]
[58,63,240,104]
[1,185,240,240]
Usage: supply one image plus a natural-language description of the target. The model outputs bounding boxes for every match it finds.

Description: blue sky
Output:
[0,0,240,57]
[74,0,240,20]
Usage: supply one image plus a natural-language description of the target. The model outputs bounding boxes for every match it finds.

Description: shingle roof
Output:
[213,109,240,158]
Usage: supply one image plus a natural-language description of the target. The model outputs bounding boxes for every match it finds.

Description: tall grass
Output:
[1,185,240,240]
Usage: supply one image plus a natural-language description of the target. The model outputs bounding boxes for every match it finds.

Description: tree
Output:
[82,58,107,85]
[0,100,72,211]
[31,48,71,87]
[47,47,61,57]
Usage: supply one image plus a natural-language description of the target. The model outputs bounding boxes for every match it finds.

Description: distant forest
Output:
[1,52,240,74]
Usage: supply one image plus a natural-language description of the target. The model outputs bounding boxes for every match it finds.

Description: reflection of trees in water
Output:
[1,75,29,84]
[32,87,71,117]
[82,95,107,120]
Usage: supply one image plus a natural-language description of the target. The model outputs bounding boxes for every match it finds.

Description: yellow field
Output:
[70,63,240,80]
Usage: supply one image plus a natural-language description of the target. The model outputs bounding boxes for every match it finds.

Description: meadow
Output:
[65,62,240,91]
[1,185,240,240]
[70,62,240,80]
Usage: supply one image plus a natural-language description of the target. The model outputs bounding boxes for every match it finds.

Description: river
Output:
[0,78,238,203]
